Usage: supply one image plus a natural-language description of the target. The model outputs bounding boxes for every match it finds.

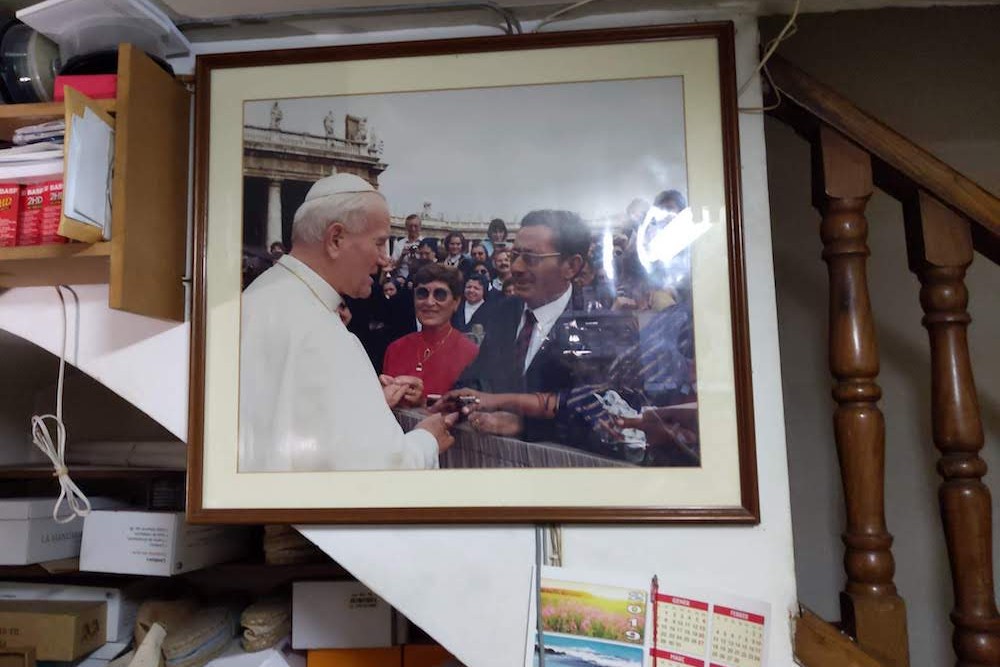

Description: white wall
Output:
[762,7,1000,667]
[0,330,55,465]
[0,286,189,441]
[0,9,799,666]
[226,11,798,666]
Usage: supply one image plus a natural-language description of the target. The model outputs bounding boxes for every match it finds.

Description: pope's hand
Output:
[415,412,459,453]
[381,381,407,408]
[393,375,425,406]
[379,374,424,407]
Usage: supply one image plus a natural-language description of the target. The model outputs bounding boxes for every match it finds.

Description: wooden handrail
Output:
[770,55,1000,667]
[766,55,1000,262]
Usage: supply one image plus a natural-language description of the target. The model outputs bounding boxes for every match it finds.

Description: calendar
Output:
[653,594,709,658]
[527,566,652,667]
[650,580,770,667]
[708,606,765,667]
[526,567,771,667]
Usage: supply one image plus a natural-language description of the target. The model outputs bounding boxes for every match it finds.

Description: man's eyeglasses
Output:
[415,286,452,302]
[509,249,561,267]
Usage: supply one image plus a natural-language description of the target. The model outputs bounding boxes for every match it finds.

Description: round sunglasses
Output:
[415,286,452,302]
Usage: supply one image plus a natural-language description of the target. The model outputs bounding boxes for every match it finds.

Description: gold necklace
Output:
[415,326,454,372]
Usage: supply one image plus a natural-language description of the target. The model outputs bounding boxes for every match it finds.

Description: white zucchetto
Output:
[303,173,379,204]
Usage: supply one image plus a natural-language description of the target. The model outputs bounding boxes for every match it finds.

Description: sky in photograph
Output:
[245,77,687,223]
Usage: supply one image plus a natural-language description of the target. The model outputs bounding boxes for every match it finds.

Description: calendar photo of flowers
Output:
[529,568,651,667]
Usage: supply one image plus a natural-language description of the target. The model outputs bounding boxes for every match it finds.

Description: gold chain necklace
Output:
[415,326,454,372]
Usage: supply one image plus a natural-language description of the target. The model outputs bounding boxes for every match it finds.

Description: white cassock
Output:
[238,254,438,472]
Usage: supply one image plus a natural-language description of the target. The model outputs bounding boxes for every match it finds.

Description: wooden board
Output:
[0,99,113,143]
[794,608,888,667]
[0,242,110,287]
[109,44,190,322]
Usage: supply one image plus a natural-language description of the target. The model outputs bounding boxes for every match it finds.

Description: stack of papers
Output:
[0,143,64,180]
[63,107,114,239]
[13,120,65,145]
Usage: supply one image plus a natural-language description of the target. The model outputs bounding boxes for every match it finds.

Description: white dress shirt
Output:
[390,235,422,262]
[239,254,438,472]
[516,285,573,372]
[463,299,484,324]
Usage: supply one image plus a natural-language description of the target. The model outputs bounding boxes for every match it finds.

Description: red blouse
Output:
[382,327,479,396]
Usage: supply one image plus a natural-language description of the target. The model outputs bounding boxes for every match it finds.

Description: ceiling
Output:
[3,0,999,42]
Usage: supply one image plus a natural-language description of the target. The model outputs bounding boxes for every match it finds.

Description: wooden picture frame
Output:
[188,22,758,524]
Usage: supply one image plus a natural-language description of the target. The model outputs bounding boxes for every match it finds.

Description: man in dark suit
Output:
[436,209,589,441]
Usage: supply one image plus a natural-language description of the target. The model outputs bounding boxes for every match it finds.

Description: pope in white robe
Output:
[238,174,456,472]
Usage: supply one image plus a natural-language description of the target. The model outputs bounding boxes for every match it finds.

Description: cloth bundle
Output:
[240,597,292,652]
[160,607,238,667]
[135,599,200,646]
[263,524,327,565]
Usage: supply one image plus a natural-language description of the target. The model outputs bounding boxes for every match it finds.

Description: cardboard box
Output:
[87,641,129,660]
[0,183,19,247]
[0,498,125,566]
[401,646,453,667]
[306,648,400,667]
[0,583,141,642]
[0,647,34,667]
[0,600,106,661]
[293,582,397,650]
[15,183,45,246]
[79,511,250,576]
[47,657,112,667]
[210,637,305,667]
[40,180,66,245]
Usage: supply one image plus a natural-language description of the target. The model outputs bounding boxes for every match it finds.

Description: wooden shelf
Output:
[0,559,349,582]
[0,464,183,480]
[0,99,115,142]
[0,44,189,321]
[0,242,111,287]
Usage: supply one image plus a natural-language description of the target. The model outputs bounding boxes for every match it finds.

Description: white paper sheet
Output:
[63,107,114,238]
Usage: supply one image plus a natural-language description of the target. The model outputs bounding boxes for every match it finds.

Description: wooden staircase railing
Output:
[766,55,1000,667]
[796,607,891,667]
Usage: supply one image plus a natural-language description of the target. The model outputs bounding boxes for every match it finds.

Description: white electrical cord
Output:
[29,285,91,524]
[532,0,602,33]
[738,0,801,113]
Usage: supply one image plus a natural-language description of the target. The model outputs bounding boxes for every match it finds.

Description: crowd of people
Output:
[239,173,699,473]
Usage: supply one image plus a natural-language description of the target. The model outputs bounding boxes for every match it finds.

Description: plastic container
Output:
[0,22,60,103]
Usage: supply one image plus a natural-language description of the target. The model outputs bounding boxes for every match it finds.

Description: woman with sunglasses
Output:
[382,263,479,404]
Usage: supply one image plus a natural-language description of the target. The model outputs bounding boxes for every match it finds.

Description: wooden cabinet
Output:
[0,44,190,322]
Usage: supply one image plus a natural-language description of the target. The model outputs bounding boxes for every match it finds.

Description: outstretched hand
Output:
[415,411,460,453]
[468,410,523,437]
[614,408,698,459]
[380,374,425,408]
[430,388,499,415]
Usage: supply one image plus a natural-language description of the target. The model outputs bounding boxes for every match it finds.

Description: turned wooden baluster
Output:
[813,126,909,667]
[904,191,1000,667]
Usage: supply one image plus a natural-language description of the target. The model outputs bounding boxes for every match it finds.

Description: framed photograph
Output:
[189,23,757,523]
